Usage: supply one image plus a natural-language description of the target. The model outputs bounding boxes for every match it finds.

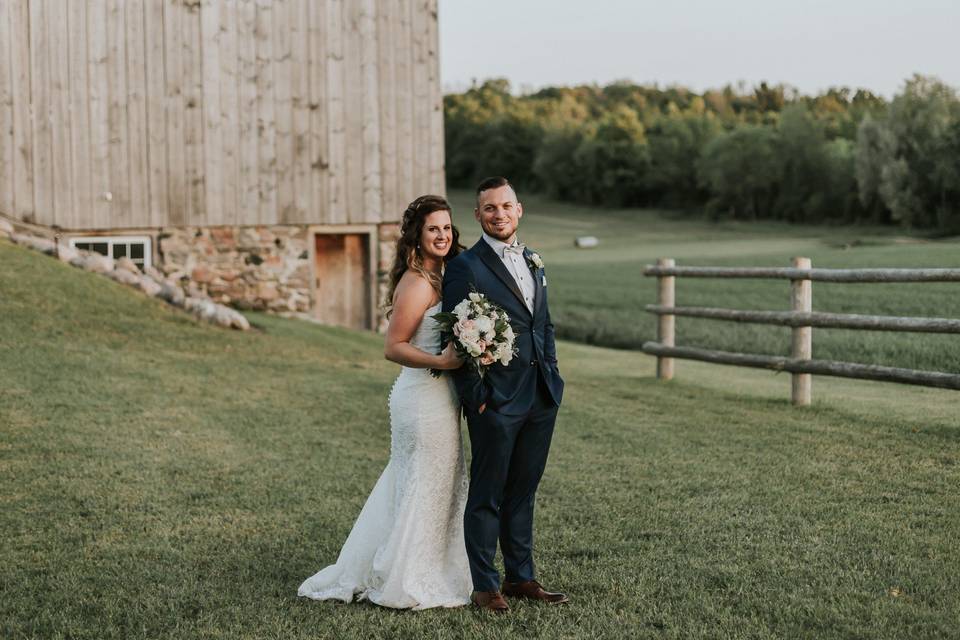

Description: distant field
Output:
[448,190,960,373]
[2,238,958,639]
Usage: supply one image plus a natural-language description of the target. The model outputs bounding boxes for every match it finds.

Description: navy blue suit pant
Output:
[463,372,558,591]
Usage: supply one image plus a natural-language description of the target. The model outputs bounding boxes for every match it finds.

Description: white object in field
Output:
[575,236,599,248]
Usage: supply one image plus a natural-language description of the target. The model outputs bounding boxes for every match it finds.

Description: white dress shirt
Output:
[482,233,535,314]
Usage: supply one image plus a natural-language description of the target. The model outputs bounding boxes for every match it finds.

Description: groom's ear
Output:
[474,207,481,222]
[517,201,523,219]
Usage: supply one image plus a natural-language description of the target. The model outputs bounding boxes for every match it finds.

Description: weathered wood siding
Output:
[0,0,443,230]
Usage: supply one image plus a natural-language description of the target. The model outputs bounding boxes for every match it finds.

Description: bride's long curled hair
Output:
[384,195,464,317]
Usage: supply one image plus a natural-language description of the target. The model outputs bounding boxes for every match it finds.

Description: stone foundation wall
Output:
[158,223,401,330]
[158,225,313,313]
[376,223,401,332]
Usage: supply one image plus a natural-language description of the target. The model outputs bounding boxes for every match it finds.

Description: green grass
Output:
[447,190,960,373]
[2,237,960,639]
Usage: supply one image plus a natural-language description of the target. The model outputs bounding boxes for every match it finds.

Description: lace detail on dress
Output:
[298,302,471,609]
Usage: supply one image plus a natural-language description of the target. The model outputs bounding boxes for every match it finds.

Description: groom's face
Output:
[475,185,523,244]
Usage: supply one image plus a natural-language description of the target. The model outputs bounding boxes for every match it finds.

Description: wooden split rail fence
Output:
[642,257,960,405]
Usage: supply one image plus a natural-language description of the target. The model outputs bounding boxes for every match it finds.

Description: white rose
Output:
[502,325,515,342]
[453,298,471,320]
[475,314,494,336]
[464,338,483,357]
[459,325,480,346]
[469,292,483,303]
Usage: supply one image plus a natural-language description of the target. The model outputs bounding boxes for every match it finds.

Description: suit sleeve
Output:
[543,268,558,365]
[442,257,488,411]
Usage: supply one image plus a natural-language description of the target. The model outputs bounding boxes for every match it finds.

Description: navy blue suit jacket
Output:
[442,238,564,416]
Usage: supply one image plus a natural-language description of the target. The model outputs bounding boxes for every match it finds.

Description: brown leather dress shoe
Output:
[501,579,570,604]
[471,590,510,613]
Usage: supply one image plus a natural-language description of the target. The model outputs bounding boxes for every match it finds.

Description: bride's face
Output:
[419,210,453,261]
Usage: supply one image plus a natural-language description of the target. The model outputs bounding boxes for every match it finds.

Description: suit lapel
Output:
[527,248,544,316]
[473,239,530,315]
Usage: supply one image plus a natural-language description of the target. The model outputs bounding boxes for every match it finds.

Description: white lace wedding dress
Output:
[298,302,472,609]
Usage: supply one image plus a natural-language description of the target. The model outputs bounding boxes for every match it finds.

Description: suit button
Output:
[530,360,536,366]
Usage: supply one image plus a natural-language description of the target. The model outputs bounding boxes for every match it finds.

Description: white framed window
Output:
[69,235,153,270]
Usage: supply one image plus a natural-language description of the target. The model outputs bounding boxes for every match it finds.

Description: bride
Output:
[298,195,472,609]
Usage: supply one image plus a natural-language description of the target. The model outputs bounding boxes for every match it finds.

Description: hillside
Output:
[1,238,958,639]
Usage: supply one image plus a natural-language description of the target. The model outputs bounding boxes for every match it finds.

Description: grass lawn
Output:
[2,237,959,639]
[447,190,960,373]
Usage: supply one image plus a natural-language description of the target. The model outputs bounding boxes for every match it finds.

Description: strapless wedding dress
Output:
[298,302,471,609]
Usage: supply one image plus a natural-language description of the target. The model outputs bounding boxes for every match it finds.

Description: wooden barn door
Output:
[313,233,371,330]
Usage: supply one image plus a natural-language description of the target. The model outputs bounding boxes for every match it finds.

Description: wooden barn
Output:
[0,0,444,330]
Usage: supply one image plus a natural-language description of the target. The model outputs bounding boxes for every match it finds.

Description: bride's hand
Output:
[436,342,464,370]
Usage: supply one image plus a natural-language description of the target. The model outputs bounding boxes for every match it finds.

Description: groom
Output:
[443,176,567,613]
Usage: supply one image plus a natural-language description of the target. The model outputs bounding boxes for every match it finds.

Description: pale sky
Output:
[439,0,959,97]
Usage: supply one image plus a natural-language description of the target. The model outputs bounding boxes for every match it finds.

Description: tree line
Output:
[444,75,960,232]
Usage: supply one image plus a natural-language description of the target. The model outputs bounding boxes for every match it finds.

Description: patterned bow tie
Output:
[503,243,526,257]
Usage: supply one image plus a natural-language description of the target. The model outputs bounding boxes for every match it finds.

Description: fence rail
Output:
[643,266,960,283]
[644,305,960,333]
[642,257,960,405]
[641,343,960,391]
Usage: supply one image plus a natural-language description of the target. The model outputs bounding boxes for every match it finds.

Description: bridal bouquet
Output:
[431,292,516,377]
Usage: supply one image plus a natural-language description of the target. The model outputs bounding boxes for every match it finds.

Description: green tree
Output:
[776,104,826,222]
[646,113,722,206]
[444,79,520,186]
[871,75,960,228]
[855,114,896,223]
[698,126,780,219]
[774,104,858,223]
[754,81,787,113]
[935,119,960,231]
[821,138,860,223]
[573,106,650,207]
[477,112,544,189]
[532,127,589,202]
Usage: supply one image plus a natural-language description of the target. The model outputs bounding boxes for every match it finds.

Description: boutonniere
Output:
[525,251,546,287]
[525,251,544,270]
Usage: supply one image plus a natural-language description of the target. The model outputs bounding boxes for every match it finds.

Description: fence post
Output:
[657,258,675,380]
[791,257,812,405]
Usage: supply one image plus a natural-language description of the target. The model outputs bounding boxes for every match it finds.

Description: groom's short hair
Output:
[475,176,517,205]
